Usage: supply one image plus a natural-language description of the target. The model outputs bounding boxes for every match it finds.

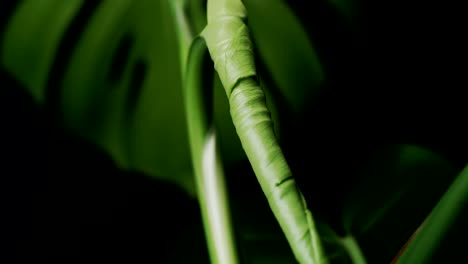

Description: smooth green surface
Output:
[340,236,366,264]
[170,3,240,261]
[128,0,193,193]
[184,37,239,264]
[59,0,195,194]
[168,0,194,72]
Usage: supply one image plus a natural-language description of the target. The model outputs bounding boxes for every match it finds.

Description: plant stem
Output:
[168,2,240,263]
[184,37,240,264]
[341,236,367,264]
[202,129,239,264]
[167,0,193,72]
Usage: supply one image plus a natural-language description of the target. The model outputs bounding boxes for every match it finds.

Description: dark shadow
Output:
[108,34,134,85]
[0,68,209,263]
[271,0,468,237]
[125,59,147,115]
[0,0,22,61]
[44,0,102,122]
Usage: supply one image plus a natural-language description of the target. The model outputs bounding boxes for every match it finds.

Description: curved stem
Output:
[167,0,193,71]
[168,2,239,263]
[341,236,367,264]
[201,0,327,263]
[184,37,239,264]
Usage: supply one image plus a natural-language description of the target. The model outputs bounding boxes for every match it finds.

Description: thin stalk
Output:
[202,129,239,264]
[184,37,240,264]
[340,236,367,264]
[167,0,193,72]
[168,2,239,263]
[201,0,327,263]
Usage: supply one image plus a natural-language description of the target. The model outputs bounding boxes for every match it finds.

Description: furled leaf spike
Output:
[202,0,328,263]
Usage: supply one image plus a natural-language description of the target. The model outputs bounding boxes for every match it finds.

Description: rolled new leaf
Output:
[202,0,327,263]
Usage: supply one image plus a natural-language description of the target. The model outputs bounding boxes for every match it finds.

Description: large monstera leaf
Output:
[2,0,196,194]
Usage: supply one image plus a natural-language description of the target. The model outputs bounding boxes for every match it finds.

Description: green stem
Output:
[168,2,239,263]
[184,37,239,264]
[167,0,194,72]
[202,0,327,263]
[341,236,367,264]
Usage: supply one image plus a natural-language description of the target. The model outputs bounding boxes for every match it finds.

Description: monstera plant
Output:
[1,0,466,263]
